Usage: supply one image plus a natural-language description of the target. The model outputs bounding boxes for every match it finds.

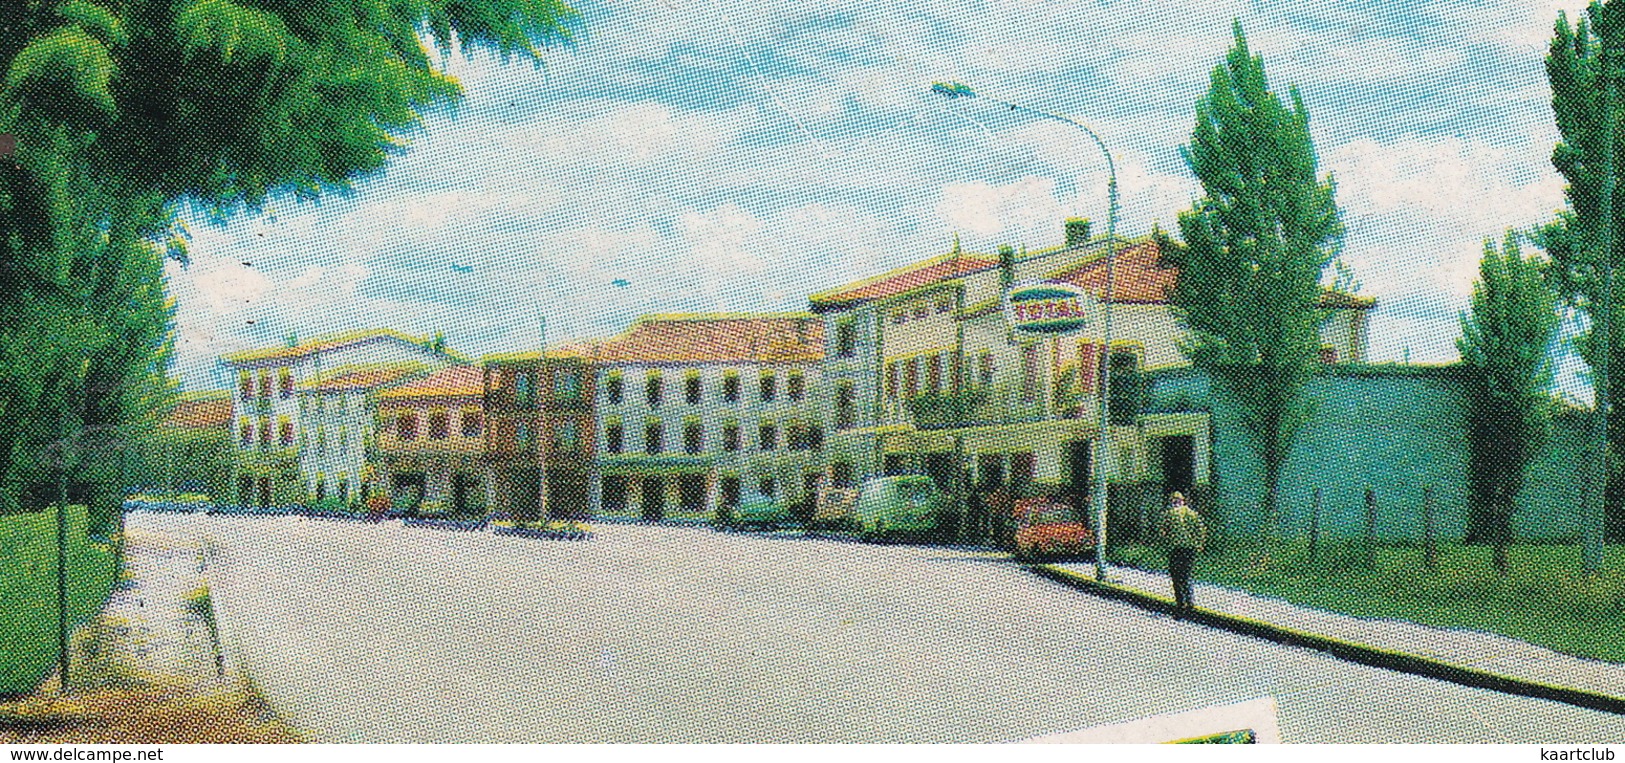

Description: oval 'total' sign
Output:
[1005,282,1097,336]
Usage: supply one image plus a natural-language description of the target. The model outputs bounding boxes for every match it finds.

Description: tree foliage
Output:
[1457,234,1560,573]
[1539,0,1625,547]
[0,0,579,520]
[1164,22,1344,542]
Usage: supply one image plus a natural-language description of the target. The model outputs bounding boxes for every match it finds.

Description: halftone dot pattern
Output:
[8,0,1625,746]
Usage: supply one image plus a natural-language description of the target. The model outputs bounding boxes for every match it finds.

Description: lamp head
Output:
[930,81,976,99]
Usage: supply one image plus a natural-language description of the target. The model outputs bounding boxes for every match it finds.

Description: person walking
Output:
[1161,491,1208,616]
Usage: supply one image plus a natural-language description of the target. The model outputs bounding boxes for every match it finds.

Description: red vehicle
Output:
[1011,497,1095,561]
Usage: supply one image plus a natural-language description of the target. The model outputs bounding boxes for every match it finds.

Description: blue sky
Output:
[168,0,1591,396]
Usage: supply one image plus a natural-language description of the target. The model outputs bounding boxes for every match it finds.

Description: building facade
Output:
[590,314,825,522]
[373,365,491,516]
[220,330,461,508]
[297,364,436,505]
[809,220,1374,542]
[482,352,597,521]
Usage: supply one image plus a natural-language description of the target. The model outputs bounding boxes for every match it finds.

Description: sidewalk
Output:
[1049,561,1625,704]
[0,527,301,743]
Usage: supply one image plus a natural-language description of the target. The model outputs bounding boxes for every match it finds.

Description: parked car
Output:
[853,475,943,541]
[732,493,793,530]
[1011,497,1094,561]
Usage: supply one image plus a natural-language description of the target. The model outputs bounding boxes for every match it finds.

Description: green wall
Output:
[1148,365,1587,541]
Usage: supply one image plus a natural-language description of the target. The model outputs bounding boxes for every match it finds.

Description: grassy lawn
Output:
[1109,540,1625,664]
[0,506,117,696]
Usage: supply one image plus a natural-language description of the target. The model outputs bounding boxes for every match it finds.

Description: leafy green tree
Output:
[1540,1,1625,570]
[1458,233,1561,575]
[0,0,578,519]
[1165,22,1345,546]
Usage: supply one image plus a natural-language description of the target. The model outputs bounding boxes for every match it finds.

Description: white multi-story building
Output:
[589,313,825,521]
[220,330,461,507]
[296,363,437,504]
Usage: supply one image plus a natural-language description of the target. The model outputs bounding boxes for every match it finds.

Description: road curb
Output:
[1029,563,1625,716]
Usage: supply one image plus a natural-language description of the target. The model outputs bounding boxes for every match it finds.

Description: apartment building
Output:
[809,219,1374,541]
[298,363,436,505]
[590,314,825,522]
[482,350,597,521]
[220,330,462,508]
[373,365,491,516]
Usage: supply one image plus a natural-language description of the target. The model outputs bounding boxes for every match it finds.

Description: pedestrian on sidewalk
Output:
[1161,492,1207,616]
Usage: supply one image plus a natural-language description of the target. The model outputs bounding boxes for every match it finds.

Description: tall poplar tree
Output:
[1541,1,1625,571]
[1457,234,1560,575]
[1165,22,1344,546]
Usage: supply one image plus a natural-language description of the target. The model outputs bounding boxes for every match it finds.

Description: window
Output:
[836,323,856,358]
[338,479,349,501]
[645,420,664,454]
[935,294,953,313]
[787,372,805,402]
[836,382,856,428]
[685,373,702,405]
[238,372,251,401]
[515,373,534,407]
[646,373,663,407]
[684,421,703,454]
[338,425,349,455]
[1319,346,1339,364]
[903,358,919,398]
[926,354,942,394]
[279,369,293,399]
[892,310,907,325]
[722,372,740,403]
[399,411,418,441]
[557,371,582,400]
[557,419,580,451]
[759,373,776,402]
[258,371,271,399]
[606,373,623,404]
[428,407,450,440]
[1022,344,1040,402]
[788,422,809,451]
[808,425,824,450]
[950,350,963,391]
[606,421,624,454]
[759,422,777,451]
[316,424,326,453]
[516,421,532,449]
[759,477,776,497]
[912,301,928,319]
[461,408,482,438]
[258,415,271,447]
[722,421,740,451]
[337,395,348,414]
[979,352,994,388]
[886,363,899,399]
[240,418,252,446]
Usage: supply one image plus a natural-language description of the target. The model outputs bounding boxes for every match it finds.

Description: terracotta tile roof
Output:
[483,341,603,363]
[376,365,485,400]
[809,252,999,311]
[221,329,469,364]
[1046,239,1376,309]
[163,396,232,429]
[593,314,824,363]
[299,363,434,392]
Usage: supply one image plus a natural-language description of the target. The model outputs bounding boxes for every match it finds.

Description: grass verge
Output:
[1109,540,1625,663]
[0,506,116,697]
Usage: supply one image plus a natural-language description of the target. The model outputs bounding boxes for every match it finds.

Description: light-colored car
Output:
[852,475,943,540]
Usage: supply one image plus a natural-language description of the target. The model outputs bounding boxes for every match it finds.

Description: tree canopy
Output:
[0,0,579,519]
[1166,22,1345,543]
[1457,233,1560,573]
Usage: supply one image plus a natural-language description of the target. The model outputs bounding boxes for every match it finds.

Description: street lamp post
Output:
[931,82,1120,581]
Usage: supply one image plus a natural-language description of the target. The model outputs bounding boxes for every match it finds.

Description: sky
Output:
[167,0,1594,397]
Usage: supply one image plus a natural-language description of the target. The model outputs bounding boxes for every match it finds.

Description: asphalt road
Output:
[133,512,1625,743]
